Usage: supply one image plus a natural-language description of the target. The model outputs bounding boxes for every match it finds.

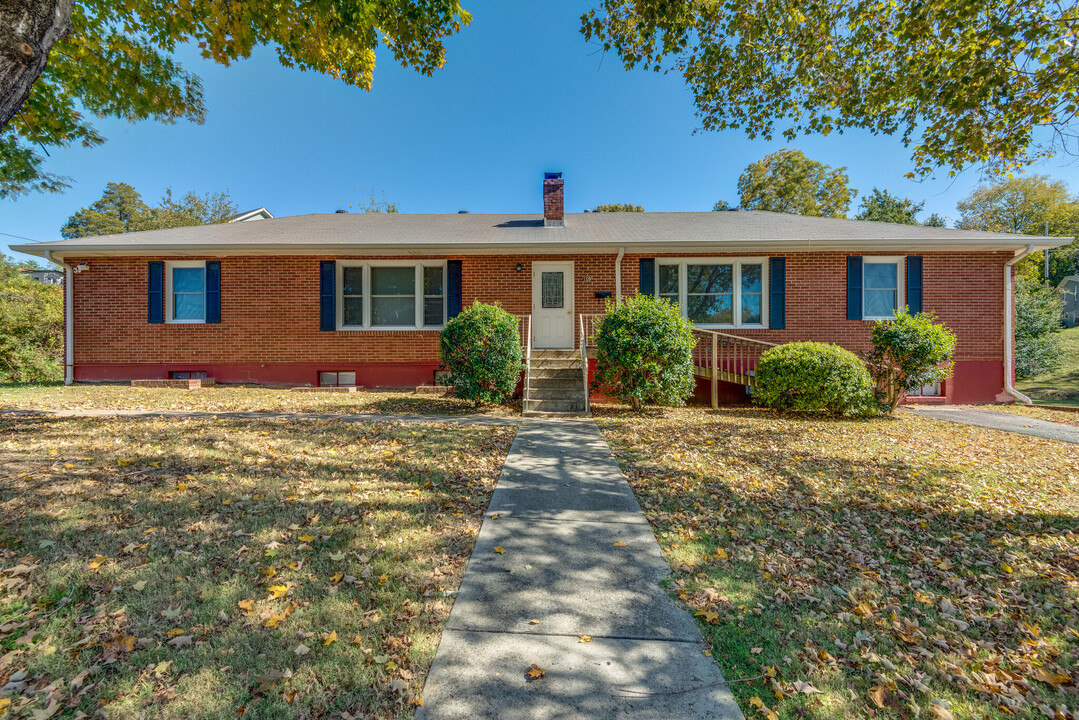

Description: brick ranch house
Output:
[14,173,1069,406]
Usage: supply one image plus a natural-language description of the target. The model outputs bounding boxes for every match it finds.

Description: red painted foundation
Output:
[74,362,440,388]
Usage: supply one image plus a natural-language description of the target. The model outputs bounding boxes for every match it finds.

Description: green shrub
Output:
[593,294,696,410]
[439,301,523,406]
[753,341,877,416]
[1015,278,1064,380]
[0,257,63,383]
[865,308,956,410]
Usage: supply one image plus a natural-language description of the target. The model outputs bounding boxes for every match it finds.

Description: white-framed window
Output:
[655,258,768,328]
[165,260,206,323]
[863,257,905,320]
[336,261,447,330]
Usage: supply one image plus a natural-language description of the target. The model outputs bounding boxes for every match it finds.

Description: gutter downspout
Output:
[46,251,74,386]
[614,246,625,304]
[1003,244,1036,405]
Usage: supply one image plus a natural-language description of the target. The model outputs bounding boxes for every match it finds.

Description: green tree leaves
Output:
[581,0,1079,177]
[0,256,63,382]
[1,0,471,198]
[60,182,236,238]
[1015,279,1065,380]
[855,188,924,225]
[737,149,854,217]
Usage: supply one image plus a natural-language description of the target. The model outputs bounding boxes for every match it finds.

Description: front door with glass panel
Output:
[532,261,574,349]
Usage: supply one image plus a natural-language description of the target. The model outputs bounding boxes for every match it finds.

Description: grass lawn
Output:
[0,384,517,416]
[0,414,515,719]
[1017,325,1079,405]
[595,406,1079,720]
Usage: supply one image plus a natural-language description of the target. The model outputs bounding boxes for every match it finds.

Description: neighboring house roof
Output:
[228,207,274,223]
[1057,274,1079,289]
[13,210,1072,260]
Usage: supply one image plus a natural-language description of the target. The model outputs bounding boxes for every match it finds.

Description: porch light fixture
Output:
[515,263,523,272]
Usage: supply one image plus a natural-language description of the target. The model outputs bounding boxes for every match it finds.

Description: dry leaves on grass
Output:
[0,414,514,719]
[598,407,1079,720]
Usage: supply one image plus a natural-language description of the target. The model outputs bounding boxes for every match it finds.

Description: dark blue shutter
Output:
[205,261,221,323]
[639,258,655,295]
[906,256,923,315]
[769,257,786,329]
[846,256,863,320]
[447,260,462,318]
[148,261,164,324]
[319,261,335,331]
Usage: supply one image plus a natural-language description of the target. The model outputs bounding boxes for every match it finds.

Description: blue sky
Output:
[4,0,1079,263]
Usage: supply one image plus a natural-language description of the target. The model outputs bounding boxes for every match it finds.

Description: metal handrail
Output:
[525,315,532,406]
[579,314,589,413]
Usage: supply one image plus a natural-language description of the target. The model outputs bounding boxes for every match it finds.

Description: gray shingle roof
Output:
[13,210,1070,259]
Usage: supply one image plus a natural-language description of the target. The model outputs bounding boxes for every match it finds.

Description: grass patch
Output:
[1017,325,1079,405]
[0,384,518,416]
[0,415,515,718]
[595,405,1079,720]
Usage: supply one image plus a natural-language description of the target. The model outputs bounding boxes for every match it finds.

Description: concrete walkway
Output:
[418,418,743,719]
[0,408,517,426]
[905,405,1079,444]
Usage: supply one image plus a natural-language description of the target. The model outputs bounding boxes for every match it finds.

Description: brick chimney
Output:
[543,172,564,227]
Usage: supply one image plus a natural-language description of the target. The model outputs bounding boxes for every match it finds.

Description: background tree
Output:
[0,254,63,382]
[922,213,948,228]
[855,188,923,225]
[61,182,235,238]
[737,149,855,217]
[712,200,732,211]
[593,203,644,212]
[1,1,471,198]
[956,176,1079,285]
[1014,278,1065,380]
[582,0,1079,178]
[351,189,400,214]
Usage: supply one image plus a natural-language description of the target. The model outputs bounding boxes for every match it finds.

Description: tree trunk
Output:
[0,0,75,132]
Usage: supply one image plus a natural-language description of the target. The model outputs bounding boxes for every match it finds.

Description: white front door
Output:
[532,261,574,349]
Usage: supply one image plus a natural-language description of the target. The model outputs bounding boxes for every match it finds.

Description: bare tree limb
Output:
[0,0,76,131]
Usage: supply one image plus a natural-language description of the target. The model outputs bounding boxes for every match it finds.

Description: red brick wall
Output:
[66,251,1011,399]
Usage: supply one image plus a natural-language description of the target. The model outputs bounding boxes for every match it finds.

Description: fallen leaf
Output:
[167,635,193,647]
[613,541,627,547]
[294,644,310,656]
[525,663,546,679]
[578,635,592,643]
[493,546,506,555]
[322,630,337,646]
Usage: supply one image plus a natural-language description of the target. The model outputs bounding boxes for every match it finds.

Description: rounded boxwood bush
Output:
[753,341,877,416]
[593,294,696,410]
[439,301,523,407]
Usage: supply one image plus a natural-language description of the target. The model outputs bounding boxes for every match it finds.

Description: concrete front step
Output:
[529,389,586,401]
[528,359,582,370]
[530,349,579,359]
[525,399,585,413]
[530,375,582,387]
[529,368,582,380]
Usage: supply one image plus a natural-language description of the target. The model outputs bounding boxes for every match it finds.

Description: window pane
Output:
[174,293,205,320]
[687,264,732,294]
[865,289,896,317]
[339,372,356,387]
[370,266,415,295]
[659,293,679,305]
[864,263,897,290]
[741,264,762,293]
[541,272,564,308]
[687,294,733,324]
[343,267,363,296]
[424,266,443,296]
[658,265,679,294]
[371,296,416,326]
[424,298,444,326]
[742,295,762,324]
[173,267,205,293]
[319,372,338,387]
[343,296,364,326]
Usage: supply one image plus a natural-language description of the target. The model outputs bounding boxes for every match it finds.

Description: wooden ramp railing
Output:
[693,329,777,407]
[580,314,776,409]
